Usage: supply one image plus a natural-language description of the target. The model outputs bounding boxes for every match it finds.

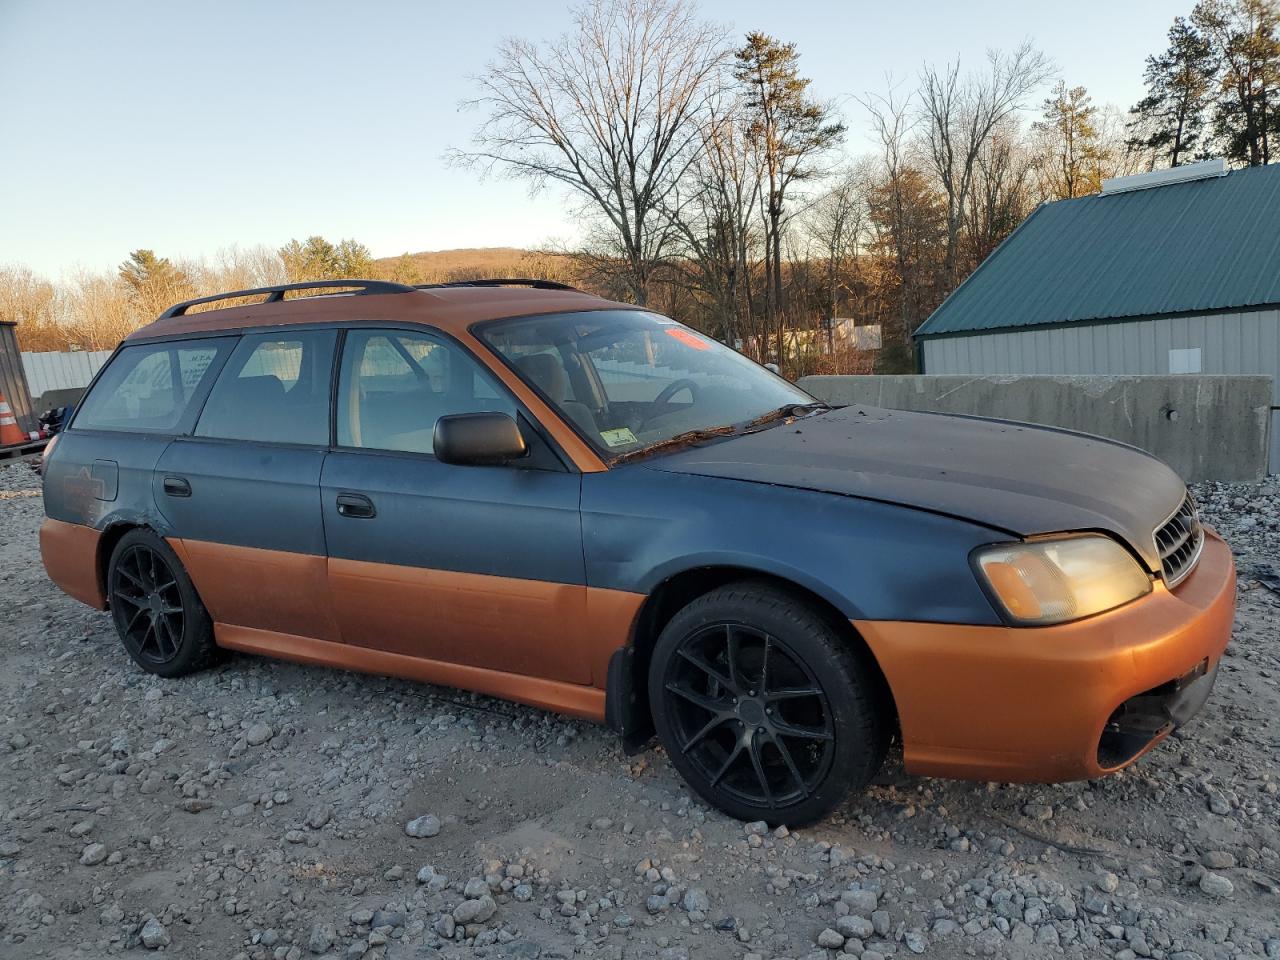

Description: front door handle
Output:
[163,476,191,498]
[336,492,376,519]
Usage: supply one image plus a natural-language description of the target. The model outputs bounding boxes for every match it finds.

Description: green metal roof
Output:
[915,164,1280,339]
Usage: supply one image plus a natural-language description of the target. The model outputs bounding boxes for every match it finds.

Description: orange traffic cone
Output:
[0,392,26,446]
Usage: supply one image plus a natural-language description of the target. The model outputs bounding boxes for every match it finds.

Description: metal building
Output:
[0,321,38,438]
[914,159,1280,472]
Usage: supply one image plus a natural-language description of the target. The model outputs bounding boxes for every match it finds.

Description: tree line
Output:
[2,239,373,353]
[454,0,1279,373]
[4,0,1277,373]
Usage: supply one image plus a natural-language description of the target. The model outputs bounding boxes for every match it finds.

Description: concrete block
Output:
[799,374,1273,483]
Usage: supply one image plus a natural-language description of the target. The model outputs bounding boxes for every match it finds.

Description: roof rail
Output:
[157,279,417,319]
[416,278,579,292]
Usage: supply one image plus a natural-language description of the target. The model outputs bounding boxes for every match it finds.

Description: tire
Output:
[106,528,220,679]
[649,580,890,826]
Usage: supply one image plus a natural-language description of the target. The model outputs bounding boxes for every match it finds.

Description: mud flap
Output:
[605,646,654,755]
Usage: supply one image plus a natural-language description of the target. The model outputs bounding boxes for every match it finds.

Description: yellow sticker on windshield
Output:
[600,427,638,448]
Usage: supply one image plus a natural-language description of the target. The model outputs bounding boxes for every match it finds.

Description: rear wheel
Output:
[107,529,219,678]
[649,581,889,825]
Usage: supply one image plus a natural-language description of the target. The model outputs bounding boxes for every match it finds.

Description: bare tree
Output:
[187,245,289,312]
[665,99,765,346]
[965,120,1037,265]
[918,42,1052,288]
[64,269,143,351]
[0,265,64,351]
[455,0,730,305]
[806,168,867,335]
[860,82,923,364]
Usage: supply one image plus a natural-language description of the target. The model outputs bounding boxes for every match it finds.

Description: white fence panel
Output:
[21,350,113,399]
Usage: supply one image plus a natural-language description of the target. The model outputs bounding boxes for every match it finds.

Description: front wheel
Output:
[649,581,890,825]
[107,529,220,678]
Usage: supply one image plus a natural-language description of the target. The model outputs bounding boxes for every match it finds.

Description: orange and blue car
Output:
[40,279,1234,824]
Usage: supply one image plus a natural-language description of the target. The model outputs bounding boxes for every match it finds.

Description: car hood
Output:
[648,406,1186,571]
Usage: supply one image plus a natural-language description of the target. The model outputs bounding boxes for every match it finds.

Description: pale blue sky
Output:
[1,0,1187,276]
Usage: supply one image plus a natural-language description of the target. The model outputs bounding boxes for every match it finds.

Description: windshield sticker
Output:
[664,328,711,351]
[600,427,638,448]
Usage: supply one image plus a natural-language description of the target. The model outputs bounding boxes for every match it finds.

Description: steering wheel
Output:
[642,378,701,427]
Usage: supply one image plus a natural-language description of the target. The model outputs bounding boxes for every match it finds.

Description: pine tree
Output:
[334,239,375,277]
[733,32,844,365]
[118,249,192,317]
[1033,82,1103,198]
[1129,17,1217,166]
[1194,0,1280,166]
[279,237,375,281]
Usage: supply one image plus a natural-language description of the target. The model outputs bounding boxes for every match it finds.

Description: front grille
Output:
[1154,493,1204,587]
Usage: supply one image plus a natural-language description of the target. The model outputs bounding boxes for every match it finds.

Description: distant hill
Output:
[372,247,579,285]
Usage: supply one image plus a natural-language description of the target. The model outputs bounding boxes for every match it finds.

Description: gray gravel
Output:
[1,459,1277,959]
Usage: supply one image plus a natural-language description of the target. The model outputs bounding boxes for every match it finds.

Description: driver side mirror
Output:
[434,412,528,466]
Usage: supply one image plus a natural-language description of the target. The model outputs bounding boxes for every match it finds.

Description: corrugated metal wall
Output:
[0,322,37,436]
[920,308,1280,472]
[21,349,113,399]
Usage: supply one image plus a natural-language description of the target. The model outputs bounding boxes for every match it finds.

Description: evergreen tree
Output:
[1033,82,1103,198]
[279,236,376,281]
[1194,0,1280,166]
[334,239,375,277]
[1129,17,1217,166]
[118,249,192,317]
[734,32,844,364]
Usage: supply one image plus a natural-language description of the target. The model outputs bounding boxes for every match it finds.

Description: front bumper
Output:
[855,528,1236,783]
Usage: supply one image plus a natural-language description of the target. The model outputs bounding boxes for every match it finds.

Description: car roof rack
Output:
[157,279,418,319]
[416,278,579,292]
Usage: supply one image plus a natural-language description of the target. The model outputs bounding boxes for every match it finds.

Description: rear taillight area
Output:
[35,432,59,476]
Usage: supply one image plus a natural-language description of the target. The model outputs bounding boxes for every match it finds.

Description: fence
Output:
[21,349,113,399]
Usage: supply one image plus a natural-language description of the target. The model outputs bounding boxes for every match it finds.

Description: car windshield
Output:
[480,310,816,459]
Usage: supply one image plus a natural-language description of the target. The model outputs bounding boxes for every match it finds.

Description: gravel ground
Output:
[1,459,1278,960]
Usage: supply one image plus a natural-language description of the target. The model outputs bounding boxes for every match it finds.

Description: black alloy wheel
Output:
[662,622,836,809]
[650,581,890,825]
[107,528,220,678]
[110,542,186,667]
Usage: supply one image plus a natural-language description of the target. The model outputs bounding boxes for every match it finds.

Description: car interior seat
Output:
[515,354,600,439]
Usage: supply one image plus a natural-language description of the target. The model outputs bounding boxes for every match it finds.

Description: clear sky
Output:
[1,0,1188,277]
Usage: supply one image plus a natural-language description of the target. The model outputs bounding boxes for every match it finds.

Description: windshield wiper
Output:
[743,401,832,429]
[610,403,832,465]
[610,424,741,464]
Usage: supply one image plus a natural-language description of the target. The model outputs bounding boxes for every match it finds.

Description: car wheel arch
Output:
[605,564,900,753]
[96,520,173,603]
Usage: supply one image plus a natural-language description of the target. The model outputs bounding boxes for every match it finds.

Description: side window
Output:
[337,329,516,455]
[73,338,230,433]
[195,330,336,445]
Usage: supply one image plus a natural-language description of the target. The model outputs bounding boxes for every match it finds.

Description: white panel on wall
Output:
[1169,347,1202,373]
[22,350,113,398]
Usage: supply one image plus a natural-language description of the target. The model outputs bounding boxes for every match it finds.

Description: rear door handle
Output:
[163,476,191,498]
[336,492,376,519]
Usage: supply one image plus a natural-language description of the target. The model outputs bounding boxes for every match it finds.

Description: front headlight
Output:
[974,535,1152,625]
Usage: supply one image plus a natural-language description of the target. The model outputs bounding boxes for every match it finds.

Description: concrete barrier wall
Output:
[798,374,1273,483]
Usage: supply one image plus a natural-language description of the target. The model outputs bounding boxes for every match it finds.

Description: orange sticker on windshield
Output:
[664,328,711,350]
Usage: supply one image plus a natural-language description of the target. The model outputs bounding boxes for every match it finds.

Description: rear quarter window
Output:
[72,339,231,433]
